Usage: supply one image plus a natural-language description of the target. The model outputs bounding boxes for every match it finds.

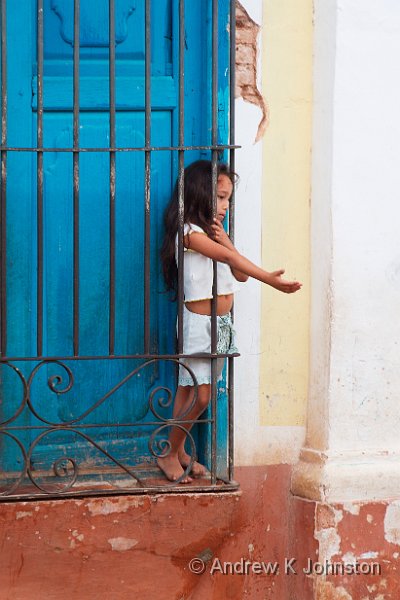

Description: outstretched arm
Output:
[210,219,249,282]
[185,230,302,293]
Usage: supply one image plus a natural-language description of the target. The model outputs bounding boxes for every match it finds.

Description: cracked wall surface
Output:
[235,1,268,142]
[290,497,400,599]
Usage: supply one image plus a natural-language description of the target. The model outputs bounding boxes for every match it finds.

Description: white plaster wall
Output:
[331,0,400,452]
[322,0,400,453]
[234,97,263,463]
[234,0,264,465]
[294,0,400,501]
[306,0,337,451]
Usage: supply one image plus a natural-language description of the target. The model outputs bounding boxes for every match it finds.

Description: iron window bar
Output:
[228,0,237,487]
[109,0,117,355]
[0,0,7,356]
[210,0,218,485]
[0,144,240,153]
[36,0,44,357]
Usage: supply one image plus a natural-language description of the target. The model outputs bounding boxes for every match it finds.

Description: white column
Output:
[292,0,400,502]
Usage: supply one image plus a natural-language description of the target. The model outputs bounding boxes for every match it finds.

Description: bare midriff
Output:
[185,293,233,316]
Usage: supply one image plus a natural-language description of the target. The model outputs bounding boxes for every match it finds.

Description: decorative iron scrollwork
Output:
[0,362,29,426]
[0,358,207,498]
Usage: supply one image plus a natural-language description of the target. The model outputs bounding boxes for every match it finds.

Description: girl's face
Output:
[216,174,233,222]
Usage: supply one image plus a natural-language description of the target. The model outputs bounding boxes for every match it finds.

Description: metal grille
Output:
[0,0,238,500]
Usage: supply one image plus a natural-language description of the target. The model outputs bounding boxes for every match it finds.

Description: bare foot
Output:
[157,454,193,483]
[178,451,207,478]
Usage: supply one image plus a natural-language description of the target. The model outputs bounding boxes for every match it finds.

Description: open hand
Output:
[268,269,302,293]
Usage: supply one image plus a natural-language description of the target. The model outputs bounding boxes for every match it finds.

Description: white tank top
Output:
[175,223,240,302]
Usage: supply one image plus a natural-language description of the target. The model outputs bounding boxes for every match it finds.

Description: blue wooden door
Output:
[1,0,231,488]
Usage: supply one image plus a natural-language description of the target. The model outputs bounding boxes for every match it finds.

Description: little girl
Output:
[158,159,302,483]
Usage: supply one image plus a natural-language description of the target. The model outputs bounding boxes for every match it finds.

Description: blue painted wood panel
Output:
[1,0,231,477]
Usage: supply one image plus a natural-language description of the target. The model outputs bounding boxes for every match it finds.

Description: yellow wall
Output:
[260,0,313,426]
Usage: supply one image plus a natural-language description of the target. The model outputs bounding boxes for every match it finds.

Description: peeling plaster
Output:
[72,530,84,542]
[316,580,353,600]
[333,508,343,524]
[16,511,33,520]
[343,502,360,516]
[334,588,353,600]
[235,1,268,142]
[314,526,341,563]
[316,503,342,530]
[384,501,400,545]
[341,552,356,564]
[108,537,139,552]
[86,497,144,516]
[359,551,379,559]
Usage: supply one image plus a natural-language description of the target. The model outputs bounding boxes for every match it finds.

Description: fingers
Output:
[271,273,302,293]
[211,219,225,241]
[270,268,302,293]
[212,218,223,230]
[281,281,302,293]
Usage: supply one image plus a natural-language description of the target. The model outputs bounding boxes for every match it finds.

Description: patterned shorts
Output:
[177,304,238,387]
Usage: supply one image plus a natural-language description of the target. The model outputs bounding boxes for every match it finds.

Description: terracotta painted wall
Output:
[2,467,398,600]
[0,467,293,600]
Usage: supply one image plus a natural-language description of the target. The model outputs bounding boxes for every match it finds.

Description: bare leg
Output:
[157,386,193,483]
[157,384,210,483]
[177,384,210,477]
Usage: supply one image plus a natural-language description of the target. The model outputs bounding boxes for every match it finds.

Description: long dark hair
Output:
[160,160,236,295]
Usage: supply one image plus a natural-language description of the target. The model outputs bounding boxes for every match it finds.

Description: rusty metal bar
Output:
[210,0,219,485]
[144,0,151,354]
[73,0,80,355]
[0,483,240,502]
[228,0,236,482]
[229,0,236,240]
[0,350,239,362]
[4,418,214,431]
[176,0,185,355]
[109,0,116,355]
[228,354,235,481]
[0,144,239,153]
[0,0,7,356]
[36,0,44,356]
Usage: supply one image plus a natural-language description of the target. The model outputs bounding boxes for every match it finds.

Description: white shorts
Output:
[177,305,238,387]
